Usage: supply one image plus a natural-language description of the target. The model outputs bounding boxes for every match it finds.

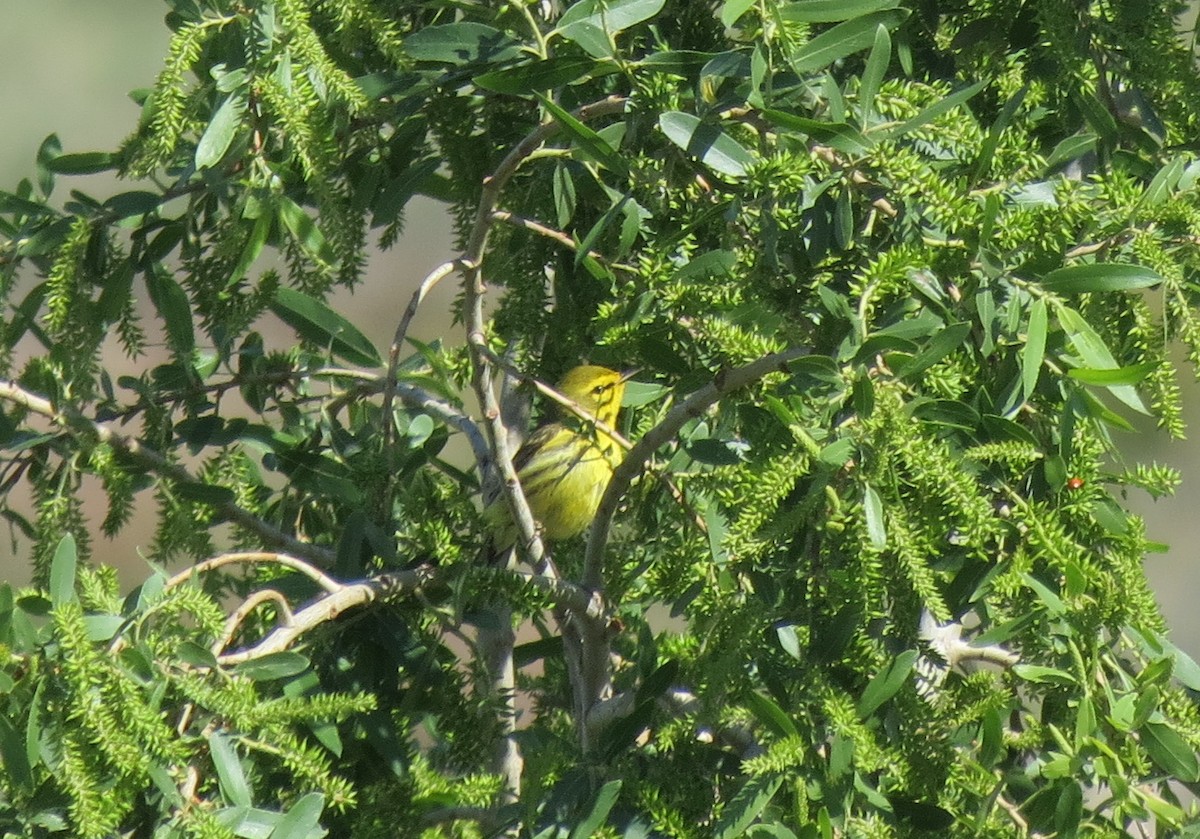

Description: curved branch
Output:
[582,347,811,590]
[217,565,436,664]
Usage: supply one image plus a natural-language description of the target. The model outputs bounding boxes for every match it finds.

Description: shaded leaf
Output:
[403,23,522,64]
[49,534,77,607]
[789,10,908,75]
[570,780,622,839]
[713,776,783,839]
[858,649,917,717]
[658,111,754,176]
[1040,263,1162,294]
[270,287,382,367]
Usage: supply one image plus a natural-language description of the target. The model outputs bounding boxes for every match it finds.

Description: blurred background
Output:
[2,2,1199,656]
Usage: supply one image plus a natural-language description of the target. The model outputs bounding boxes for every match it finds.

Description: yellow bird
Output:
[486,365,634,550]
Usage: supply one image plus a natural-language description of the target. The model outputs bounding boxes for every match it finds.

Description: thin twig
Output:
[490,210,639,274]
[0,380,335,566]
[165,551,342,593]
[382,259,464,517]
[213,589,293,654]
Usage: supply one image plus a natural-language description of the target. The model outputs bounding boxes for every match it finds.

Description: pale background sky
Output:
[2,3,1199,655]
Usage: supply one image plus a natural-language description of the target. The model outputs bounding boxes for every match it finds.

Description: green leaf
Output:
[276,197,337,267]
[403,23,522,64]
[1140,721,1200,782]
[858,24,891,123]
[743,692,799,739]
[209,732,253,807]
[271,792,325,838]
[145,268,196,356]
[1022,298,1047,400]
[1058,305,1147,414]
[974,84,1028,182]
[1067,362,1157,386]
[0,714,32,790]
[1141,156,1186,207]
[778,0,901,22]
[49,534,77,606]
[713,776,783,839]
[558,0,666,41]
[45,151,118,175]
[721,0,757,27]
[474,57,596,94]
[863,484,886,548]
[36,133,61,196]
[776,623,802,659]
[195,93,245,170]
[102,190,162,219]
[760,110,872,156]
[789,10,908,75]
[537,94,629,177]
[570,780,622,839]
[1045,133,1097,171]
[658,111,754,177]
[234,651,310,681]
[895,321,971,379]
[1012,664,1076,685]
[857,649,917,717]
[270,287,382,367]
[881,80,986,139]
[1040,263,1162,294]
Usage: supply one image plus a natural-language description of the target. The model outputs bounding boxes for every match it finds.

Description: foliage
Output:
[1,0,1200,835]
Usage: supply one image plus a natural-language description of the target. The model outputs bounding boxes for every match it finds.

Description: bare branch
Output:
[0,380,335,566]
[217,566,435,664]
[490,210,639,274]
[165,551,343,593]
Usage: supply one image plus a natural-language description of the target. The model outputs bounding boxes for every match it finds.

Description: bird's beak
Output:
[620,367,641,383]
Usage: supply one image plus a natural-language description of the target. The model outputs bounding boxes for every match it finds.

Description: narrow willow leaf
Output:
[570,780,622,839]
[1040,263,1162,294]
[1141,721,1200,782]
[658,111,754,176]
[49,534,77,606]
[538,94,629,177]
[44,151,118,175]
[743,692,799,739]
[713,776,783,839]
[789,10,908,75]
[1045,133,1097,171]
[557,0,666,39]
[1012,664,1075,684]
[779,0,901,24]
[1022,298,1047,400]
[895,321,971,379]
[272,792,326,837]
[1141,156,1186,207]
[857,649,917,717]
[474,57,595,94]
[233,650,310,680]
[863,484,886,548]
[1057,306,1148,414]
[721,0,756,27]
[270,287,382,367]
[974,84,1027,182]
[402,23,521,64]
[881,80,986,139]
[1066,362,1157,386]
[858,25,891,124]
[209,732,253,807]
[195,93,245,170]
[0,714,32,791]
[761,110,871,155]
[276,197,337,267]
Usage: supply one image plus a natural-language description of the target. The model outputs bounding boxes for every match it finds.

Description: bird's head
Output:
[555,365,635,426]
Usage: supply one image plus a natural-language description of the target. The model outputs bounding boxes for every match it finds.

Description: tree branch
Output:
[0,380,336,566]
[583,347,810,590]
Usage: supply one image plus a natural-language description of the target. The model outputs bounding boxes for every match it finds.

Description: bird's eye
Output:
[592,384,607,395]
